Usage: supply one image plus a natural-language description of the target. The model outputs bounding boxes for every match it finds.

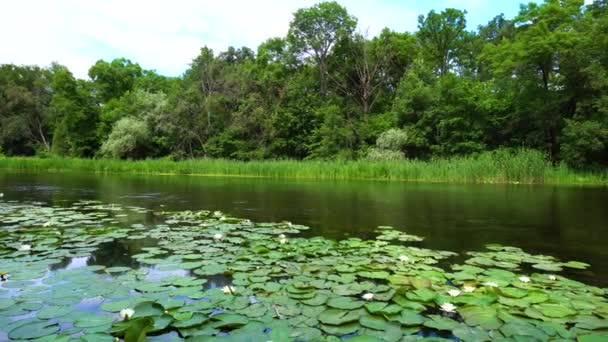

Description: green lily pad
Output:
[318,308,361,325]
[9,320,60,339]
[37,305,74,319]
[459,306,502,330]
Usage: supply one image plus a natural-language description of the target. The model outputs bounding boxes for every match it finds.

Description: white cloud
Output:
[0,0,511,79]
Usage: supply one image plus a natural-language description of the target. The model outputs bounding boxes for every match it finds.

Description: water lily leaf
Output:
[459,306,502,330]
[563,261,590,269]
[105,266,131,273]
[410,277,432,289]
[320,322,360,335]
[326,296,364,310]
[132,301,164,318]
[289,327,323,341]
[172,313,208,328]
[0,298,15,310]
[359,314,391,331]
[151,314,173,332]
[500,287,528,299]
[397,309,425,326]
[349,336,387,342]
[37,305,74,319]
[452,324,491,342]
[406,288,436,302]
[387,275,409,285]
[124,317,154,342]
[535,303,577,318]
[0,301,42,316]
[75,314,116,328]
[500,322,548,341]
[575,315,608,330]
[525,291,549,304]
[578,333,608,342]
[8,320,60,339]
[532,263,563,272]
[211,313,249,328]
[318,308,361,325]
[364,302,388,314]
[423,315,460,331]
[358,271,390,280]
[301,294,328,306]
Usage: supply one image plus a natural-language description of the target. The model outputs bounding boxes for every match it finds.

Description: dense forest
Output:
[1,0,607,168]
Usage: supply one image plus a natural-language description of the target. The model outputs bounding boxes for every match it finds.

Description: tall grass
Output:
[0,149,605,185]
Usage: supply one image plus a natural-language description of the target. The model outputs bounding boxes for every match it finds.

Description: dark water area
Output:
[1,171,607,286]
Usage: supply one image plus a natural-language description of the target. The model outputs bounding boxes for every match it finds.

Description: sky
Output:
[0,0,587,79]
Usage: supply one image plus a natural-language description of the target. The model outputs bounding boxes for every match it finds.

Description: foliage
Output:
[99,117,152,159]
[560,119,608,169]
[0,1,607,169]
[0,200,606,341]
[0,150,606,185]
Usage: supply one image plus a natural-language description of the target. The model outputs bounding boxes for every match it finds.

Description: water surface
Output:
[1,171,606,285]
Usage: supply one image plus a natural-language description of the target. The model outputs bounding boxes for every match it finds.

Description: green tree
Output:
[417,8,468,75]
[49,64,99,157]
[88,58,143,103]
[288,1,357,96]
[99,117,151,159]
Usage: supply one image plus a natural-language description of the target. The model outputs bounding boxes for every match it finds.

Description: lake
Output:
[1,171,606,286]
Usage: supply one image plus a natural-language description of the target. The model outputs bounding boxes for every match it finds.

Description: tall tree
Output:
[288,1,357,96]
[88,58,143,103]
[417,8,468,76]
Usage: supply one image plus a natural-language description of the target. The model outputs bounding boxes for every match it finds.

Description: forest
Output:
[0,0,607,169]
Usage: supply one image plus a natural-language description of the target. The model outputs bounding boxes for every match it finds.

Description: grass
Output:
[0,149,606,185]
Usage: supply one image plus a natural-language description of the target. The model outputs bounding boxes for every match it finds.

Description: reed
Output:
[0,149,605,185]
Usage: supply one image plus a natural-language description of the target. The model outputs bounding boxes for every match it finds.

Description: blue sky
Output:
[0,0,550,79]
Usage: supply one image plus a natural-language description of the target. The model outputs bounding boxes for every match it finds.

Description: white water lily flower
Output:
[362,293,374,301]
[18,244,31,251]
[519,276,531,283]
[462,286,476,293]
[548,275,557,281]
[483,281,499,287]
[279,234,286,239]
[399,255,410,262]
[0,193,3,197]
[213,233,224,241]
[440,302,457,313]
[447,289,461,297]
[279,238,288,244]
[43,221,52,227]
[222,285,236,294]
[119,308,135,320]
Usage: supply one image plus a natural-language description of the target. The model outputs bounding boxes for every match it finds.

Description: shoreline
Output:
[0,155,606,186]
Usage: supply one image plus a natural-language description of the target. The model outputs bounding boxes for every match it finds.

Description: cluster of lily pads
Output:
[0,199,607,341]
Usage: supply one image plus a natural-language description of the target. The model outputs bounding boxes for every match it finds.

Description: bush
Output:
[366,148,404,161]
[99,117,151,159]
[560,119,607,168]
[376,128,409,151]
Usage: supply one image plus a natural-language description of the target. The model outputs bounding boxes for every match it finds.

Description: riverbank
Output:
[0,150,606,185]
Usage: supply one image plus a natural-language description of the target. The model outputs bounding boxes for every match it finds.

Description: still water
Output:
[1,171,607,286]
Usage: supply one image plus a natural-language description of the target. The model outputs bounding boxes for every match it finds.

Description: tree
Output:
[417,8,468,76]
[288,1,357,96]
[99,117,151,159]
[0,65,53,155]
[49,64,99,157]
[88,58,143,103]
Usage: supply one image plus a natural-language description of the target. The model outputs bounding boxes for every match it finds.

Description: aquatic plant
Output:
[1,151,607,185]
[0,200,606,341]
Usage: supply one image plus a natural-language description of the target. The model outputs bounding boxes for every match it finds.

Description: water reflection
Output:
[1,171,607,285]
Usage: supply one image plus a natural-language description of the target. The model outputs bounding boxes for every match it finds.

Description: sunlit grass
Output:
[0,149,605,185]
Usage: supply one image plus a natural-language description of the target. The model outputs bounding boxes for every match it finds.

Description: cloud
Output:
[0,0,524,79]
